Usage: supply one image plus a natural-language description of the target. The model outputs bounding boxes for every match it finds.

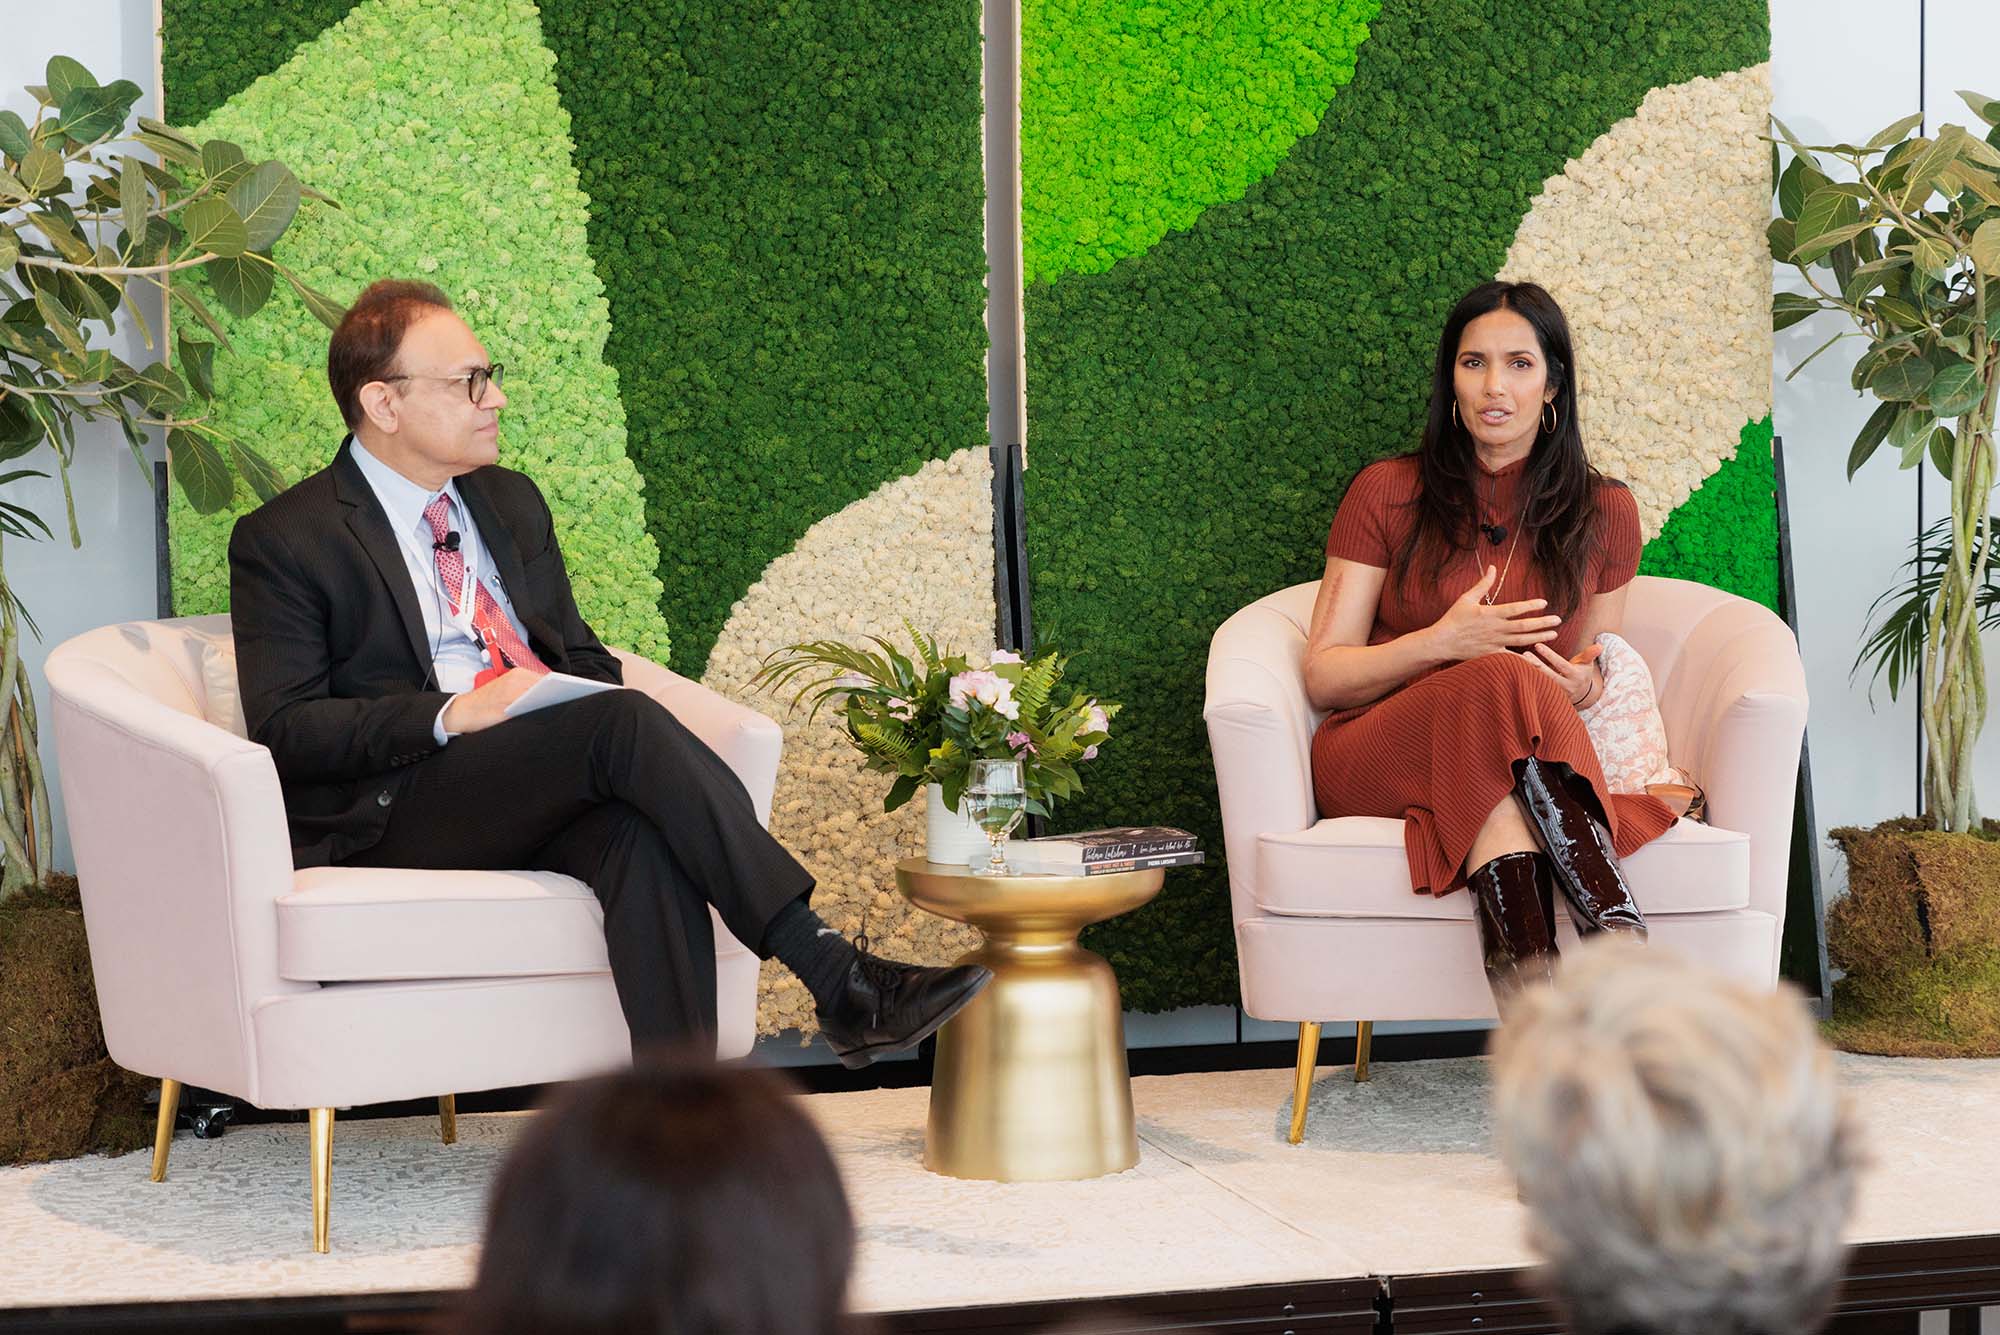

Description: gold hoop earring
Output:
[1542,402,1559,434]
[1451,402,1462,429]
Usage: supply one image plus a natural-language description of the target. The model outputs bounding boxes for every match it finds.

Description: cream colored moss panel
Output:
[703,449,996,1037]
[1498,64,1774,539]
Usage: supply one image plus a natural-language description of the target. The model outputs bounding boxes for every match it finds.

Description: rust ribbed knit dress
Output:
[1310,453,1676,897]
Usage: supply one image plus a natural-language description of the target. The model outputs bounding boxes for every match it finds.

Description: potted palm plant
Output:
[1770,96,2000,1056]
[0,56,335,1161]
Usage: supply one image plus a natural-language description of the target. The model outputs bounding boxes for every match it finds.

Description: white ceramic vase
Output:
[924,782,987,867]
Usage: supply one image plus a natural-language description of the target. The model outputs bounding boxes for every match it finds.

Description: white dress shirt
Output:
[347,436,537,743]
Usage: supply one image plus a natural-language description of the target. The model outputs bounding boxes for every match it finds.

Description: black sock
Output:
[761,898,859,1010]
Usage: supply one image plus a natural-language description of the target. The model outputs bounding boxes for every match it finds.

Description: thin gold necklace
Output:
[1475,470,1526,606]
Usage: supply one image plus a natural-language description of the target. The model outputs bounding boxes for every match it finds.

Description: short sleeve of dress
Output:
[1595,481,1642,593]
[1326,462,1395,566]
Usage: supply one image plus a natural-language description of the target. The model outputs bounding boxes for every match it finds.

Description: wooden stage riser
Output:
[2,1236,1992,1335]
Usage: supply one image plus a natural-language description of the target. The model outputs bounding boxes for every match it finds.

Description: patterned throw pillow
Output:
[1578,632,1673,795]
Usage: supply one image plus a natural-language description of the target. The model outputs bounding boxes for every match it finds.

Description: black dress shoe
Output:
[817,951,993,1070]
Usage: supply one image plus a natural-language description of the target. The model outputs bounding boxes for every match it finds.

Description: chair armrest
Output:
[46,658,307,1102]
[1204,600,1323,927]
[613,651,784,825]
[1655,601,1809,927]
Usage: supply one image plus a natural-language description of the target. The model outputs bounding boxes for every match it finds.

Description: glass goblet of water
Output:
[964,758,1027,874]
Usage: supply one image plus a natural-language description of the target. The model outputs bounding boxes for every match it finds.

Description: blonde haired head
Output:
[1491,939,1860,1335]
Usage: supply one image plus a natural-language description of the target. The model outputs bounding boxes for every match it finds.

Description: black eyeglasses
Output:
[380,363,505,404]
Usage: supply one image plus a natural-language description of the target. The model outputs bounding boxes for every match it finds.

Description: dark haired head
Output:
[455,1057,854,1335]
[1397,280,1606,619]
[326,279,454,430]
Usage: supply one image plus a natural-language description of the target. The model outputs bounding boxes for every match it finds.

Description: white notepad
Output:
[501,671,622,718]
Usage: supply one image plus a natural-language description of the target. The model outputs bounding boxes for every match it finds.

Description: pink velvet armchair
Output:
[1203,576,1809,1142]
[46,614,779,1251]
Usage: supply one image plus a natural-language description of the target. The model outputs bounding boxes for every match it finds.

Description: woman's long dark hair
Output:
[1396,280,1608,620]
[455,1057,855,1335]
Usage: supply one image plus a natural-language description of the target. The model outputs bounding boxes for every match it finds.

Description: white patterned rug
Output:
[1,1056,1995,1313]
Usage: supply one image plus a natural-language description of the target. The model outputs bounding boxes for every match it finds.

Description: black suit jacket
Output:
[228,437,623,867]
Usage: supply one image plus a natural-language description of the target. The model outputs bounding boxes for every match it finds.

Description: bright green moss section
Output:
[1020,0,1378,283]
[539,3,990,678]
[1639,418,1779,612]
[1027,0,1771,1012]
[164,0,669,662]
[160,0,358,124]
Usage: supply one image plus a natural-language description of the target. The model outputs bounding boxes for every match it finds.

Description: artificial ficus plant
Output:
[1771,94,2000,835]
[0,55,338,894]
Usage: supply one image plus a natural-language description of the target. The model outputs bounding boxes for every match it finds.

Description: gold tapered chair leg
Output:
[149,1078,181,1183]
[309,1108,334,1254]
[1288,1022,1322,1145]
[1354,1020,1373,1082]
[438,1094,457,1145]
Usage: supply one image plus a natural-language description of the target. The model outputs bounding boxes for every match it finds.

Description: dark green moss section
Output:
[541,3,991,677]
[1032,0,1771,1012]
[161,0,359,123]
[1639,417,1779,611]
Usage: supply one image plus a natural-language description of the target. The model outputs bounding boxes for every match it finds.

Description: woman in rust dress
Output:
[1305,280,1674,999]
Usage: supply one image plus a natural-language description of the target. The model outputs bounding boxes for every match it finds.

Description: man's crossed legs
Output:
[344,688,988,1064]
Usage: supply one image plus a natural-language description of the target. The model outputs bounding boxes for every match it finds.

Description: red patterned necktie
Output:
[422,494,549,675]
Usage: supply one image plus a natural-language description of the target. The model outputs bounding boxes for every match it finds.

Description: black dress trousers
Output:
[340,687,812,1047]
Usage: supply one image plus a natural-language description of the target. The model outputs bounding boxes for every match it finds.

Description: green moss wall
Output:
[1022,0,1772,1010]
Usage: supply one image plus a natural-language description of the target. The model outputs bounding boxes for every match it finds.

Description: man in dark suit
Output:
[229,279,987,1065]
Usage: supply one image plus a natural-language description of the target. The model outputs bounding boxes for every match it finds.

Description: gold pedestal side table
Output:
[894,857,1164,1183]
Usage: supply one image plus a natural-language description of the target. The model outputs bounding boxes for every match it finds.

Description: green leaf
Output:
[1778,156,1828,221]
[1796,185,1861,248]
[181,198,247,258]
[1767,216,1796,264]
[58,79,141,145]
[1889,406,1935,460]
[225,161,301,250]
[18,147,64,196]
[1795,220,1876,264]
[1929,426,1958,478]
[1912,236,1956,276]
[1868,110,1927,149]
[0,111,31,159]
[204,254,274,318]
[0,228,16,271]
[43,56,97,106]
[132,131,202,170]
[0,167,26,203]
[1772,291,1821,331]
[33,285,86,356]
[199,139,245,179]
[118,156,148,252]
[269,260,344,329]
[1958,90,2000,128]
[136,117,197,150]
[170,281,232,350]
[126,360,187,412]
[1928,361,1984,417]
[1849,400,1899,478]
[1870,294,1927,331]
[228,439,286,502]
[176,332,215,399]
[1971,219,2000,278]
[1872,356,1936,402]
[168,428,233,515]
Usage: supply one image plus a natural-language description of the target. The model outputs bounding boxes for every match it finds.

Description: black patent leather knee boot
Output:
[1466,850,1559,1001]
[1512,756,1648,938]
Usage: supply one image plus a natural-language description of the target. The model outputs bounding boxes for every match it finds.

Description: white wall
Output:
[4,1,165,874]
[1773,0,2000,918]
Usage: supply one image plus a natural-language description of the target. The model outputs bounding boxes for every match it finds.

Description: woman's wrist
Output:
[1573,665,1604,709]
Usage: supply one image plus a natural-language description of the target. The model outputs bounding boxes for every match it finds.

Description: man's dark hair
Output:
[326,279,454,430]
[453,1056,856,1335]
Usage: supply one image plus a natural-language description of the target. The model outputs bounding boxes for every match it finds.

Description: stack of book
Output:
[1004,826,1204,876]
